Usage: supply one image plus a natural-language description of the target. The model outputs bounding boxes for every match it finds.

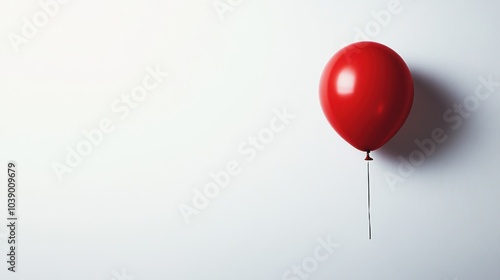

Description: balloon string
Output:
[367,160,372,240]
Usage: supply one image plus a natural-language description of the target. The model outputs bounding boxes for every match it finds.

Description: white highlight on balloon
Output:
[336,69,356,95]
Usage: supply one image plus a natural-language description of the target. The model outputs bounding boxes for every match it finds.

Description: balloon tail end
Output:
[365,151,373,161]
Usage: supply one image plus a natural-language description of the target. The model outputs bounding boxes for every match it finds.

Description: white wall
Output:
[0,0,499,279]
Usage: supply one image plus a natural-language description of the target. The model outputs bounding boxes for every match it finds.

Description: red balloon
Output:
[320,41,413,156]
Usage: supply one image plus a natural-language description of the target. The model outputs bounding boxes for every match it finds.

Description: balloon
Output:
[320,41,413,158]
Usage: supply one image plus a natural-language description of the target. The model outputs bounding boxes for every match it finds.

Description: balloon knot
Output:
[365,151,373,161]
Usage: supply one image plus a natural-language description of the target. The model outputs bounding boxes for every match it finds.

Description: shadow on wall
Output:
[379,69,464,163]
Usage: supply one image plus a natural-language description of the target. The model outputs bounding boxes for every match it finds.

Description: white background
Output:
[0,0,499,279]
